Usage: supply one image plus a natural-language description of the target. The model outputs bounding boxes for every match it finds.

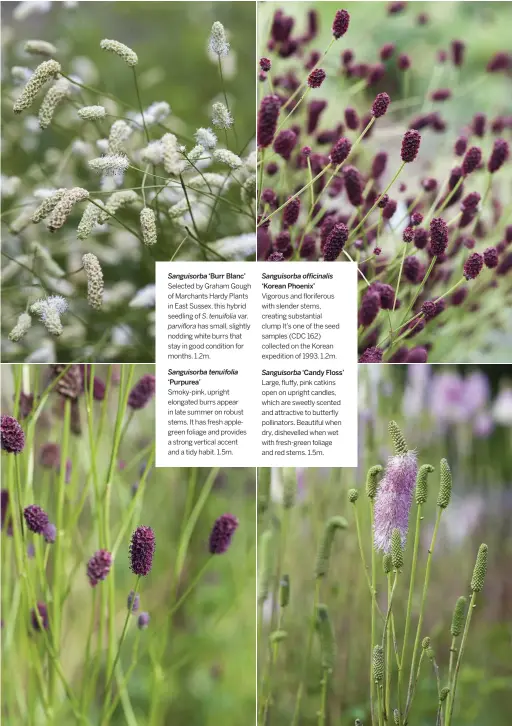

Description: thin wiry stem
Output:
[261,117,376,227]
[405,508,443,719]
[218,56,238,148]
[291,579,321,726]
[370,501,377,726]
[398,504,423,716]
[445,592,477,726]
[103,576,140,703]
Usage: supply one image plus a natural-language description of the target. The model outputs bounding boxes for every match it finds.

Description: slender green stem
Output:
[218,56,238,148]
[399,505,422,715]
[468,172,492,236]
[179,173,201,242]
[275,88,310,136]
[148,468,219,726]
[103,576,140,709]
[49,398,71,711]
[167,557,213,619]
[104,367,135,694]
[261,608,286,725]
[445,592,477,726]
[103,632,142,723]
[261,118,375,226]
[348,162,406,245]
[80,588,98,715]
[370,501,377,726]
[291,579,321,726]
[385,574,392,722]
[353,506,384,618]
[393,243,408,312]
[404,650,425,725]
[318,669,329,726]
[447,635,457,701]
[436,176,463,216]
[377,684,385,726]
[59,73,132,110]
[258,148,266,208]
[132,67,150,144]
[281,37,335,112]
[398,256,437,327]
[405,508,443,718]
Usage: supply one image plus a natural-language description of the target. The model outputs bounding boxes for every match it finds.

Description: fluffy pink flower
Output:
[373,450,418,552]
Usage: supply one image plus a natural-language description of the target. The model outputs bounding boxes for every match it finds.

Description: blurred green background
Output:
[3,0,256,150]
[260,364,512,726]
[1,365,256,725]
[259,0,512,119]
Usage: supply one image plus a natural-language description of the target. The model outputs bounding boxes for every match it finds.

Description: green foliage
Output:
[1,364,255,726]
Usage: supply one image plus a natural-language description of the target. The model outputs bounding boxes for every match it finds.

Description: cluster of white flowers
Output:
[208,21,230,57]
[129,101,171,127]
[88,154,130,174]
[3,17,255,360]
[29,295,69,337]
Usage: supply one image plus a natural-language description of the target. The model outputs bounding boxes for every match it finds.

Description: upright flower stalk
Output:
[405,458,452,719]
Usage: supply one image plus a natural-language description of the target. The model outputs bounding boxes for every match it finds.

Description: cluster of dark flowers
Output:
[257,5,511,362]
[1,366,239,641]
[1,365,157,632]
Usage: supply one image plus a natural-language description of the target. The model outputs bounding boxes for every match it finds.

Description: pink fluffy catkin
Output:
[373,422,418,553]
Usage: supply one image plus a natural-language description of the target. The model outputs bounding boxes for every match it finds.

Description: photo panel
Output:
[257,364,512,726]
[1,1,256,364]
[1,364,256,725]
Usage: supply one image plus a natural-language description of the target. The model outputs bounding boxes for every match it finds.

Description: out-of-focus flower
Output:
[402,364,431,418]
[429,372,467,424]
[473,411,494,438]
[492,387,512,425]
[463,372,490,415]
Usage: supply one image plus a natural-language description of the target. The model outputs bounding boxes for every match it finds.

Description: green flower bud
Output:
[269,630,287,644]
[257,468,271,516]
[437,458,452,509]
[316,604,335,671]
[389,420,408,456]
[383,553,392,575]
[391,528,403,570]
[450,596,467,637]
[439,687,450,702]
[366,465,383,499]
[421,636,431,649]
[393,709,400,724]
[415,464,435,505]
[314,516,348,579]
[279,574,290,608]
[348,488,359,504]
[282,468,296,509]
[258,530,273,604]
[470,544,488,592]
[372,644,384,682]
